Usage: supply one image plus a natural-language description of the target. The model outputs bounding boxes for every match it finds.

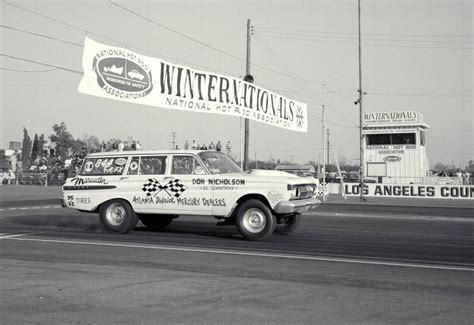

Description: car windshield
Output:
[198,152,243,174]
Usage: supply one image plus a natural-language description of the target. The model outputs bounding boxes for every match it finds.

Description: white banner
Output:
[344,183,474,200]
[78,37,308,132]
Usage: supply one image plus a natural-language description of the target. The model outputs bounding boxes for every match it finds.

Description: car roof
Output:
[86,150,217,157]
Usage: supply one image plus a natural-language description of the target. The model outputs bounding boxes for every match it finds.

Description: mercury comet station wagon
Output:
[61,150,321,241]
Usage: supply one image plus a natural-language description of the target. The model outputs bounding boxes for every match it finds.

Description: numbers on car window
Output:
[80,157,127,176]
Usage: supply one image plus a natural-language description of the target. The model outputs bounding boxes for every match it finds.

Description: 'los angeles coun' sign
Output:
[78,37,308,132]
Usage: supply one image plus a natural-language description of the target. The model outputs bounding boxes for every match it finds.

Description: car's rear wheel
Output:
[138,214,175,230]
[99,199,138,233]
[274,213,300,235]
[236,199,276,241]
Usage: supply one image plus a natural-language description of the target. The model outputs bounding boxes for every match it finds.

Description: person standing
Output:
[184,140,189,150]
[216,140,222,152]
[191,140,197,150]
[118,141,125,152]
[50,141,57,157]
[209,141,215,150]
[226,141,231,155]
[101,141,107,152]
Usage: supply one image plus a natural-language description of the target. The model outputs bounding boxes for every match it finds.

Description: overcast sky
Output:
[1,0,472,167]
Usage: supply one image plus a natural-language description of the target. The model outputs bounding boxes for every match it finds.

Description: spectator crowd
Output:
[1,138,234,186]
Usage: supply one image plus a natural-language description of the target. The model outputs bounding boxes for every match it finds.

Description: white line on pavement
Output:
[309,211,474,222]
[0,205,61,212]
[0,233,35,239]
[5,237,474,272]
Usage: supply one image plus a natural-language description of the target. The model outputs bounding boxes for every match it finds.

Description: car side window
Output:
[140,156,167,175]
[172,156,206,175]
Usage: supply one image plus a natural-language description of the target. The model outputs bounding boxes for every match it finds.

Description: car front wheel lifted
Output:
[236,199,276,241]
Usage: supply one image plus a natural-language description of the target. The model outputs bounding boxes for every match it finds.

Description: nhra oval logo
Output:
[93,56,153,97]
[384,155,401,162]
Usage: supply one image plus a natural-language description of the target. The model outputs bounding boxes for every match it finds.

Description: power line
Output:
[255,29,474,44]
[0,0,238,77]
[0,24,83,47]
[255,26,473,38]
[0,67,57,73]
[107,0,327,85]
[107,0,245,62]
[3,0,328,86]
[367,92,472,98]
[0,53,81,74]
[266,88,355,95]
[255,33,473,50]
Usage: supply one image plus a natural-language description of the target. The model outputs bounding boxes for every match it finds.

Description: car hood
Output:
[216,169,317,185]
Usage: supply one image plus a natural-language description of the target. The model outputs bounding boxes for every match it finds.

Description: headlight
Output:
[288,184,316,200]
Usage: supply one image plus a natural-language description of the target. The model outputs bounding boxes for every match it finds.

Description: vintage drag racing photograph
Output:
[1,0,473,324]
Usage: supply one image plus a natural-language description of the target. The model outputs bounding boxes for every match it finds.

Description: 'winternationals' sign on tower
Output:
[78,37,308,132]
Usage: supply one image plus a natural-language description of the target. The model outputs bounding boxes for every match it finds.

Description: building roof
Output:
[87,150,216,157]
[275,164,315,171]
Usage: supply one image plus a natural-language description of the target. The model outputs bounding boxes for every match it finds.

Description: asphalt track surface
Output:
[1,202,473,324]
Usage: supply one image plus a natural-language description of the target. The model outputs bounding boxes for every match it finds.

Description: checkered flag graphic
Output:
[166,178,187,198]
[141,178,187,198]
[142,178,162,197]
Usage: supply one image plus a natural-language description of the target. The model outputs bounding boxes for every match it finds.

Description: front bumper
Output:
[273,197,321,214]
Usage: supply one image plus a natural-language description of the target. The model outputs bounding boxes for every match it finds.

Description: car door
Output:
[123,155,168,214]
[162,154,213,215]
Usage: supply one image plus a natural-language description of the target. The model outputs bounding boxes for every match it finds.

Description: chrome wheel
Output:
[105,202,126,226]
[242,208,267,233]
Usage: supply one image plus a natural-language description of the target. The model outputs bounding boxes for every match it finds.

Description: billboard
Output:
[344,183,474,200]
[78,37,308,132]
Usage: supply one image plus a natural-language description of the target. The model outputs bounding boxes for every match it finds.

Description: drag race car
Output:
[61,150,321,241]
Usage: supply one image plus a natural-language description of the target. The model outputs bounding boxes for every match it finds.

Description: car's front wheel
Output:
[99,199,138,233]
[236,199,276,241]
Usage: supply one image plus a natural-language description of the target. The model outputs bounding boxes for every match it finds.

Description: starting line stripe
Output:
[0,205,61,212]
[0,233,34,239]
[4,236,474,272]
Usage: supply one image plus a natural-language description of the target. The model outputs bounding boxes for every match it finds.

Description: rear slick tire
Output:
[99,199,138,233]
[138,214,174,230]
[236,199,276,241]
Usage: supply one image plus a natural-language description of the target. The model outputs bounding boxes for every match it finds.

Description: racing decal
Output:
[80,157,127,175]
[142,178,187,198]
[75,197,91,204]
[71,177,108,185]
[67,195,74,207]
[132,195,226,207]
[84,161,94,172]
[115,158,127,166]
[129,161,138,171]
[192,178,245,191]
[63,185,116,191]
[267,190,285,203]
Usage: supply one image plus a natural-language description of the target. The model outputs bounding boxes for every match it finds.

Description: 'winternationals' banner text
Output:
[78,37,308,132]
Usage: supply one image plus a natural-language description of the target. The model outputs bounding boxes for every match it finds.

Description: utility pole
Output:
[327,129,330,171]
[358,0,365,201]
[243,19,252,171]
[322,83,327,200]
[171,131,177,150]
